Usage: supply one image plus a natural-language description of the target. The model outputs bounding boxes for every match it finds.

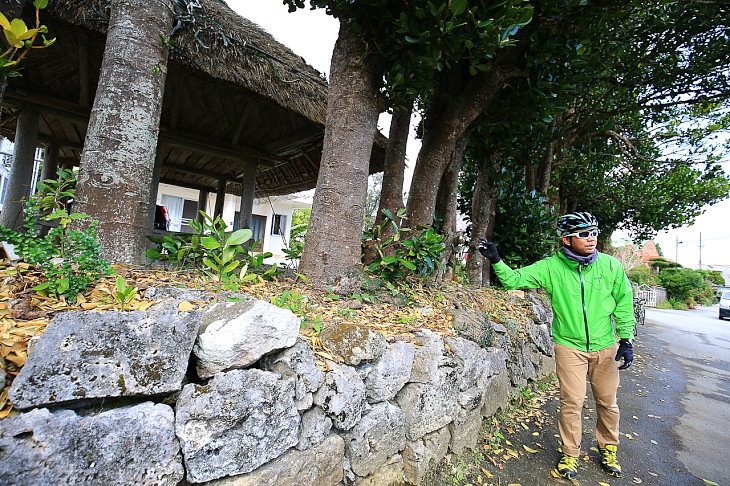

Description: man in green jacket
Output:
[479,212,634,480]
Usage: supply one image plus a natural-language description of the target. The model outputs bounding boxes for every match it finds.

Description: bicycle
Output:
[633,296,646,336]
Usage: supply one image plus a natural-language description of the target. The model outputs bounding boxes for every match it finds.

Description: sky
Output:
[226,1,730,268]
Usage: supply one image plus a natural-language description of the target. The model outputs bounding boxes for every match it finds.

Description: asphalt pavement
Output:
[426,304,729,486]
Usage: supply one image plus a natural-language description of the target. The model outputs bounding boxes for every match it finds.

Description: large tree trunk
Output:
[466,150,501,286]
[373,103,412,230]
[298,20,382,286]
[363,103,412,265]
[73,0,173,265]
[405,65,522,230]
[434,132,469,281]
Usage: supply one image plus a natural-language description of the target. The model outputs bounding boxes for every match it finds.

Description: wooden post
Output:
[0,106,39,232]
[214,178,226,219]
[39,141,59,184]
[237,159,258,230]
[147,144,167,231]
[197,190,208,223]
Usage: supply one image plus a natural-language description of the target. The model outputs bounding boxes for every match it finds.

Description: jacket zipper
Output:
[578,264,590,351]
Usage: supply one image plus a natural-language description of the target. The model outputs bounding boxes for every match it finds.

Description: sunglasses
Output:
[565,229,600,239]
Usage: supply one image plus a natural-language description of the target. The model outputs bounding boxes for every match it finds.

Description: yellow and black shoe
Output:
[556,454,579,479]
[599,445,622,477]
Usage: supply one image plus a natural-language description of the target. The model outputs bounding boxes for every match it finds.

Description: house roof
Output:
[0,0,385,198]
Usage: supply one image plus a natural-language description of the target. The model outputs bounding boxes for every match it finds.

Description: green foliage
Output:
[193,212,255,293]
[146,229,204,271]
[365,209,446,283]
[400,226,446,276]
[667,299,689,311]
[0,1,56,78]
[282,208,310,268]
[657,267,712,304]
[459,157,557,269]
[627,265,657,287]
[283,0,534,106]
[697,269,726,287]
[146,210,282,291]
[0,169,112,301]
[655,300,673,310]
[112,276,137,311]
[270,289,322,332]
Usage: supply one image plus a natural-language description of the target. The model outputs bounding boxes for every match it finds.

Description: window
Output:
[271,214,287,236]
[160,195,198,232]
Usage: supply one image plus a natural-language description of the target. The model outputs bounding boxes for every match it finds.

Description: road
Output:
[426,304,730,485]
[640,304,730,484]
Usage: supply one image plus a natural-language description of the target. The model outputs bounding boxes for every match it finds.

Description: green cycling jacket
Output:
[492,251,635,352]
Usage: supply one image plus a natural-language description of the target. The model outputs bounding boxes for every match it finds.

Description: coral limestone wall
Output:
[0,287,554,486]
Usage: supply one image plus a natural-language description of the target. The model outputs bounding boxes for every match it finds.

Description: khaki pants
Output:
[554,342,621,457]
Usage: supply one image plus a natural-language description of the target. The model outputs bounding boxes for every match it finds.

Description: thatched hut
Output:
[0,0,385,262]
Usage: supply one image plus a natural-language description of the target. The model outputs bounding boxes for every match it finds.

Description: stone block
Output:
[9,310,201,410]
[358,341,415,403]
[448,410,482,455]
[297,406,332,451]
[313,362,366,431]
[194,299,300,378]
[395,366,459,441]
[343,402,406,477]
[354,454,404,486]
[402,427,450,486]
[319,323,387,366]
[481,372,511,418]
[0,402,182,486]
[260,337,324,410]
[204,434,344,486]
[175,369,300,483]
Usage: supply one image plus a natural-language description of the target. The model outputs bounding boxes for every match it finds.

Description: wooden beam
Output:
[78,35,90,107]
[263,126,323,155]
[4,88,279,168]
[5,88,90,124]
[163,162,235,181]
[159,129,277,167]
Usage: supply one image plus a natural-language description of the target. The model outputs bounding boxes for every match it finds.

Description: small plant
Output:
[111,276,137,311]
[0,168,112,302]
[196,212,252,293]
[146,212,282,288]
[364,209,446,284]
[271,290,309,316]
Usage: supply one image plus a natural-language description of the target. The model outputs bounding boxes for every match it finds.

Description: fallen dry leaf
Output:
[178,301,195,312]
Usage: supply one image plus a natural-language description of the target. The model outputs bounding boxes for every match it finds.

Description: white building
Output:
[153,183,311,265]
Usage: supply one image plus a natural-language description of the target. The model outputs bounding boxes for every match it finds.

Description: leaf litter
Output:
[0,262,536,420]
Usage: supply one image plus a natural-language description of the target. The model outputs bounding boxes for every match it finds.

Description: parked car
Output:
[720,289,730,320]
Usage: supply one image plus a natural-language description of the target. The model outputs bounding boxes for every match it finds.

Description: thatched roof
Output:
[1,0,385,198]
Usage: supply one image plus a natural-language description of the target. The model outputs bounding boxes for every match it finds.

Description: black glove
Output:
[615,338,633,370]
[478,237,501,264]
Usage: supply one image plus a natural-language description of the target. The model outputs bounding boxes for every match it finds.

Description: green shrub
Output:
[364,209,446,284]
[146,210,281,291]
[627,265,657,287]
[669,299,689,311]
[658,268,705,303]
[655,300,672,309]
[0,168,112,301]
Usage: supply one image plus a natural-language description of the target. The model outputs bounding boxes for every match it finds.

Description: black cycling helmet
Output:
[557,212,598,236]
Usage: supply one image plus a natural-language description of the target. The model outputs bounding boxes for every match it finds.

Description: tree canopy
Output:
[284,0,729,283]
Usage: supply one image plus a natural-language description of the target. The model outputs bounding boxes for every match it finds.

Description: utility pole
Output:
[699,232,703,269]
[675,235,682,265]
